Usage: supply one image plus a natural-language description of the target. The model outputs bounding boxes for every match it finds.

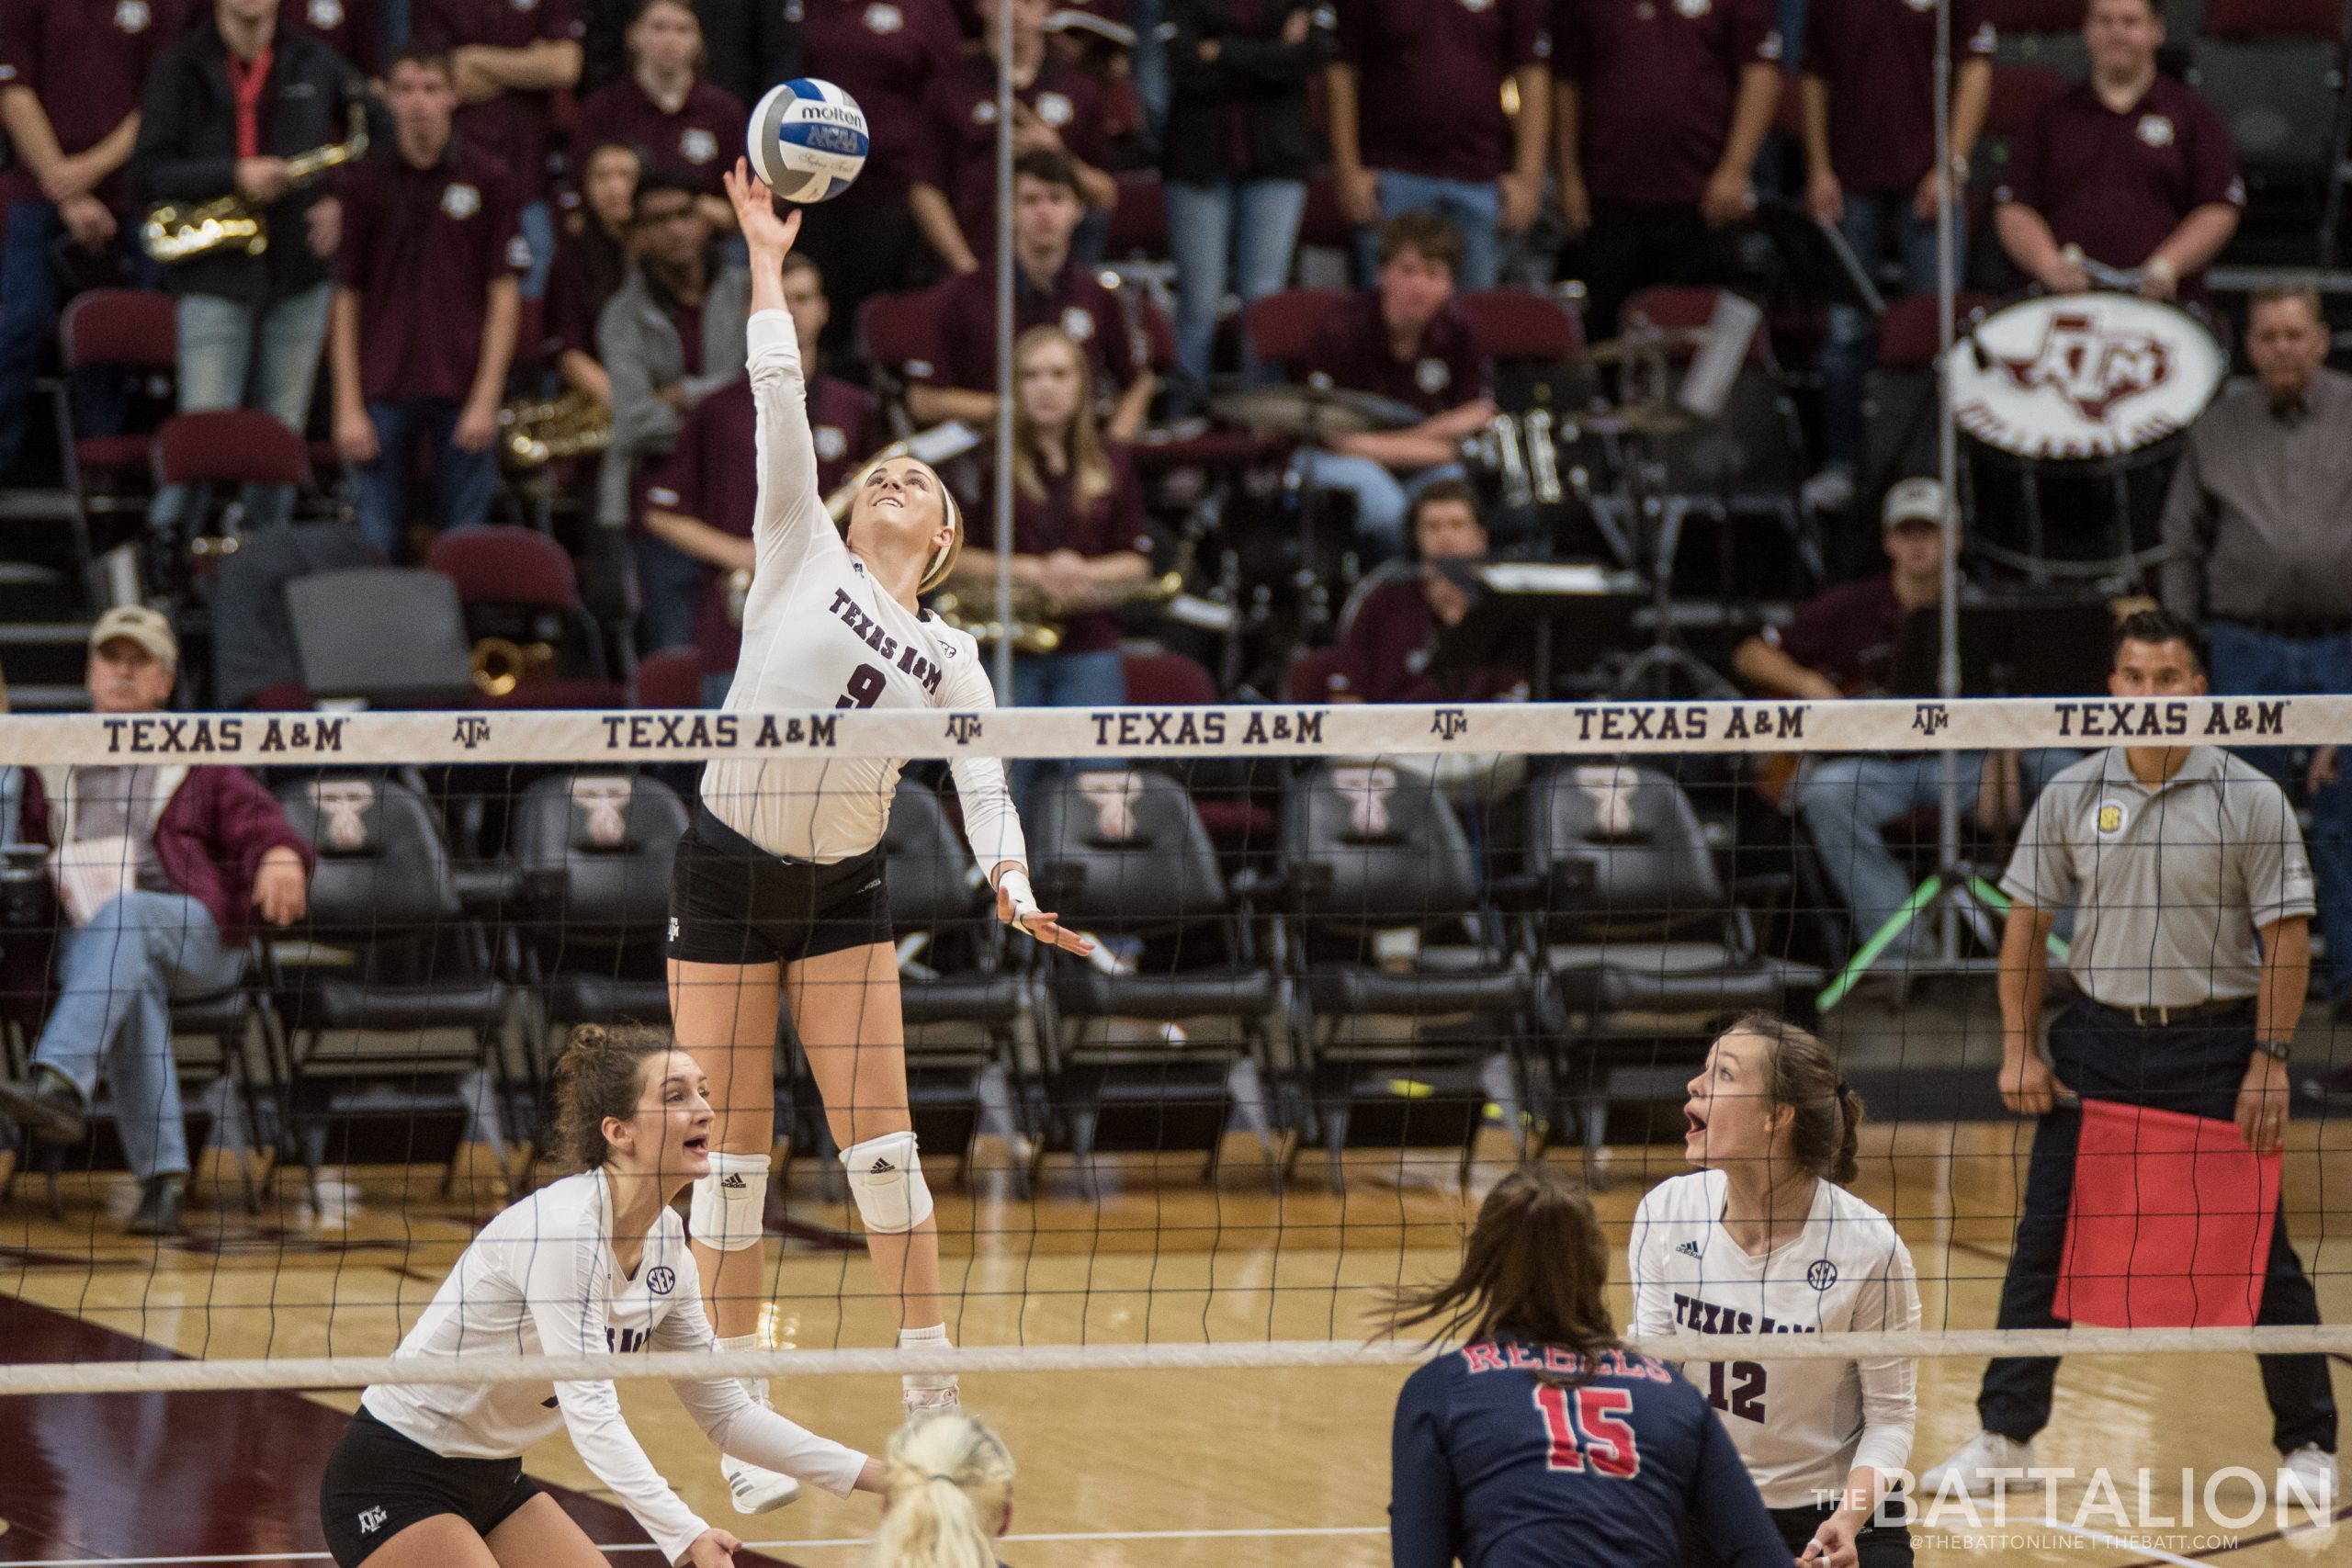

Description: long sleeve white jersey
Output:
[701,309,1027,871]
[1628,1169,1920,1508]
[361,1170,867,1563]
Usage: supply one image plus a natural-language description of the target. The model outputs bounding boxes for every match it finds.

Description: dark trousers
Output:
[0,199,137,477]
[1685,1499,1913,1566]
[1977,998,2336,1455]
[1575,198,1745,344]
[796,188,922,367]
[348,398,500,560]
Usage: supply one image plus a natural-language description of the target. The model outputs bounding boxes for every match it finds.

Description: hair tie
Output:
[1836,1078,1851,1096]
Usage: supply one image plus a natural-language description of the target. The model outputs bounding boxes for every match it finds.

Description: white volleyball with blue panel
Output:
[747,78,869,203]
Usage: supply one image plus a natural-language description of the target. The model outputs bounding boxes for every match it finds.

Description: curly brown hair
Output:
[549,1024,680,1171]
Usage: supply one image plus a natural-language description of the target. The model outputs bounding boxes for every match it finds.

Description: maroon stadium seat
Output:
[428,525,627,708]
[1874,290,1996,371]
[1121,649,1275,850]
[1104,172,1169,259]
[1243,288,1349,374]
[2202,0,2339,37]
[858,286,949,379]
[633,646,707,708]
[153,409,311,489]
[1453,289,1583,367]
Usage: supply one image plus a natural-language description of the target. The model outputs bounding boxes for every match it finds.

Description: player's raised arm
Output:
[726,161,829,573]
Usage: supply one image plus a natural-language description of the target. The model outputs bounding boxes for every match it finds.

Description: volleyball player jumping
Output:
[317,1027,882,1568]
[1633,1014,1921,1568]
[667,163,1091,1516]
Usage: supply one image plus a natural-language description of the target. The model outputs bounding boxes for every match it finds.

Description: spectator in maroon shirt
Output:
[1291,210,1495,562]
[910,0,1116,276]
[1552,0,1781,341]
[1994,0,2241,303]
[544,138,640,403]
[282,0,380,79]
[1802,0,1993,507]
[907,151,1156,439]
[413,0,584,297]
[948,323,1148,801]
[329,49,527,558]
[646,252,886,686]
[0,0,189,478]
[793,0,965,358]
[1324,480,1527,705]
[570,0,742,228]
[1328,0,1546,294]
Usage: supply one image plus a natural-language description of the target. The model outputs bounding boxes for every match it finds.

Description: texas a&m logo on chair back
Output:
[1946,293,2225,461]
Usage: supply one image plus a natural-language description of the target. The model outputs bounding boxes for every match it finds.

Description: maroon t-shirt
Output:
[336,141,530,401]
[1552,0,1780,207]
[1804,0,1992,195]
[412,0,583,194]
[570,75,742,195]
[1995,75,2243,283]
[799,0,965,200]
[1327,575,1524,704]
[918,50,1111,247]
[1302,292,1490,418]
[650,373,886,670]
[0,0,190,208]
[961,443,1150,654]
[281,0,380,79]
[542,225,626,358]
[1762,573,1905,695]
[1337,0,1544,185]
[914,259,1149,400]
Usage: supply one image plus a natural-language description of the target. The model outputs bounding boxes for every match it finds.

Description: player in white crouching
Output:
[1632,1013,1922,1568]
[667,162,1092,1517]
[317,1026,883,1568]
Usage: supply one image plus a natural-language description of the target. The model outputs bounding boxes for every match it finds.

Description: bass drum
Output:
[1944,291,2226,578]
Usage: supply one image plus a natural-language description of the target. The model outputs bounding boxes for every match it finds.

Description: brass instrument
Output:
[500,390,614,468]
[472,637,555,697]
[142,104,370,264]
[931,570,1184,655]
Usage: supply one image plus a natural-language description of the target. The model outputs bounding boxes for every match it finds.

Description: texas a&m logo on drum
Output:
[1947,293,2224,461]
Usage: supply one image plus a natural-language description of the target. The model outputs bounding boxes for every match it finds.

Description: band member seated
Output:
[1291,210,1495,564]
[946,324,1150,806]
[905,151,1155,443]
[643,252,883,698]
[1322,480,1525,705]
[1731,479,2072,970]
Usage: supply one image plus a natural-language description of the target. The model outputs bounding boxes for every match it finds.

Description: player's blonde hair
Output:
[845,459,964,595]
[873,1413,1014,1568]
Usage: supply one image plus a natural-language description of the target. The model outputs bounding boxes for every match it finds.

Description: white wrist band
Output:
[997,867,1040,925]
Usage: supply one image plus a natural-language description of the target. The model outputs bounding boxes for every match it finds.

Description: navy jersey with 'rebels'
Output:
[1390,1338,1789,1568]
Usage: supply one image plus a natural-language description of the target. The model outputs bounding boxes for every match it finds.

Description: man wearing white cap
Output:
[0,607,313,1235]
[1733,479,2071,969]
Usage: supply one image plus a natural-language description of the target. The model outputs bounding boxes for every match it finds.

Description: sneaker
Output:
[127,1175,185,1237]
[1917,1429,2037,1498]
[2279,1445,2337,1512]
[0,1067,86,1144]
[719,1382,802,1514]
[902,1374,962,1417]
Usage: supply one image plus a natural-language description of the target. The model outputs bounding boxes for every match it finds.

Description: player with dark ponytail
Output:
[1633,1013,1921,1568]
[1386,1167,1792,1568]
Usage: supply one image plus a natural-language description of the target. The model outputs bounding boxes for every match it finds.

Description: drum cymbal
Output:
[1211,385,1424,438]
[1583,328,1712,366]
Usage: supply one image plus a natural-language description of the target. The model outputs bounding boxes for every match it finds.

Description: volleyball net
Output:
[0,693,2344,1394]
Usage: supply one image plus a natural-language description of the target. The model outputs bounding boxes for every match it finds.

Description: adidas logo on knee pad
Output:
[870,1157,893,1173]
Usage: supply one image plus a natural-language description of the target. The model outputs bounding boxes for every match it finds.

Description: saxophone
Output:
[930,570,1185,655]
[142,102,371,264]
[500,389,614,468]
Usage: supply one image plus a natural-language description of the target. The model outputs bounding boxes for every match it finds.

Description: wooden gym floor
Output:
[0,1109,2342,1568]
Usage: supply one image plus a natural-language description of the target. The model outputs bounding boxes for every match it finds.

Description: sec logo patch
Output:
[2097,802,2126,834]
[648,1266,675,1295]
[1806,1259,1838,1292]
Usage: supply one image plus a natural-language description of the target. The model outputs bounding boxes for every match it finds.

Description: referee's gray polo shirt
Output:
[2001,746,2317,1010]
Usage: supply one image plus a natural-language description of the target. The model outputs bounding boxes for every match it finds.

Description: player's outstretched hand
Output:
[681,1527,741,1567]
[1799,1511,1860,1568]
[724,159,802,259]
[994,867,1096,956]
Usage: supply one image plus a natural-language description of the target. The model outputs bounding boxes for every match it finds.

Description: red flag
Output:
[2053,1098,2280,1329]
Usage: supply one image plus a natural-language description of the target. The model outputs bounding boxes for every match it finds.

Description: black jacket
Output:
[1159,0,1333,186]
[131,21,374,307]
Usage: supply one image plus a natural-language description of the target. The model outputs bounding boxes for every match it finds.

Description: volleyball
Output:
[746,78,869,203]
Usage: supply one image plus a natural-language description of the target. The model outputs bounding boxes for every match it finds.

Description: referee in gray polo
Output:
[1918,609,2338,1507]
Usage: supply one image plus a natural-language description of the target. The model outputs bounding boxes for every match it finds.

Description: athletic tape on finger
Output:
[996,867,1040,926]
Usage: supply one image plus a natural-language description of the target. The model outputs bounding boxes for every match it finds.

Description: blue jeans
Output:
[634,531,706,653]
[2205,620,2352,1003]
[1978,998,2335,1454]
[1352,171,1501,292]
[1820,190,1960,470]
[1164,178,1306,399]
[0,199,139,478]
[1288,449,1466,562]
[34,890,244,1182]
[153,283,334,535]
[349,398,501,559]
[1010,648,1128,810]
[518,199,555,301]
[1798,749,2075,962]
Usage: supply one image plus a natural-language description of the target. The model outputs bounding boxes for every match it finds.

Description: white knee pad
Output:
[690,1152,771,1252]
[839,1131,933,1235]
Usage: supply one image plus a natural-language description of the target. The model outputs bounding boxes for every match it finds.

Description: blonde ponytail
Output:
[872,1414,1015,1568]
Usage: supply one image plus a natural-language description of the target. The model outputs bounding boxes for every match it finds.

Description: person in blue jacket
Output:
[1387,1166,1798,1568]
